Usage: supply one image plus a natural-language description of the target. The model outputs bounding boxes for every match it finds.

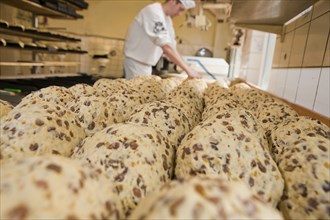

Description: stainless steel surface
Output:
[229,0,317,25]
[201,0,319,33]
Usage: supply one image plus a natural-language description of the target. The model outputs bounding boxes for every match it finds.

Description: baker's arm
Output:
[161,44,201,79]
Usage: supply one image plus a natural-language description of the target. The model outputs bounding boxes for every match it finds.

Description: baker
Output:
[124,0,201,79]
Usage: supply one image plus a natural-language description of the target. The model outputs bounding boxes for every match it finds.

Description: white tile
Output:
[313,67,330,117]
[267,69,278,95]
[246,69,260,85]
[243,30,253,49]
[283,68,301,102]
[296,68,321,109]
[247,53,263,69]
[250,36,265,53]
[267,68,287,98]
[276,69,288,98]
[239,68,248,80]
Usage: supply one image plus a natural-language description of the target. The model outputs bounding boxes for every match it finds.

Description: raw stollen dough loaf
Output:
[166,79,207,111]
[231,86,267,111]
[204,85,236,106]
[232,87,298,134]
[128,75,161,87]
[209,77,229,88]
[256,100,299,134]
[107,89,146,119]
[270,116,330,220]
[166,95,202,128]
[203,86,242,121]
[230,82,251,90]
[176,109,284,207]
[67,95,123,136]
[107,89,146,108]
[0,99,13,119]
[271,116,329,160]
[204,79,229,104]
[71,123,174,216]
[202,99,242,121]
[165,79,207,127]
[19,86,74,107]
[129,177,283,220]
[69,83,101,98]
[93,78,129,97]
[126,100,192,147]
[158,77,182,94]
[135,79,165,102]
[180,79,207,107]
[0,100,85,160]
[0,155,123,220]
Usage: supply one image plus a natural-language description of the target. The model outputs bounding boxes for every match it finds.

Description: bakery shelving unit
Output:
[0,0,91,104]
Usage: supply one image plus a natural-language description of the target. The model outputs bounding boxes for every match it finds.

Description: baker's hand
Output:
[186,68,202,79]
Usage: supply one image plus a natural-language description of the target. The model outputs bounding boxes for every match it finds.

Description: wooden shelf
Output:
[1,0,82,19]
[0,43,88,54]
[64,0,88,11]
[0,27,80,42]
[0,73,81,79]
[0,61,80,67]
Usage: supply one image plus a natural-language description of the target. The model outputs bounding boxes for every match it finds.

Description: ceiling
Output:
[199,0,318,33]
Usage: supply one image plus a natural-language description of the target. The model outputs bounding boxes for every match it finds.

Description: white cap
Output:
[179,0,196,10]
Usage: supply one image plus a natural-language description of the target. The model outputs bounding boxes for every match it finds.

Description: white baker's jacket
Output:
[124,3,176,66]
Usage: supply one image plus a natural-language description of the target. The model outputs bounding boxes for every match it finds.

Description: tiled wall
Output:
[268,1,329,117]
[240,1,329,118]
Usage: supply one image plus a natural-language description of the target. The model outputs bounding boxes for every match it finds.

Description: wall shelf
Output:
[0,26,81,42]
[0,73,81,79]
[0,42,88,54]
[0,61,80,67]
[65,0,89,11]
[1,0,83,19]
